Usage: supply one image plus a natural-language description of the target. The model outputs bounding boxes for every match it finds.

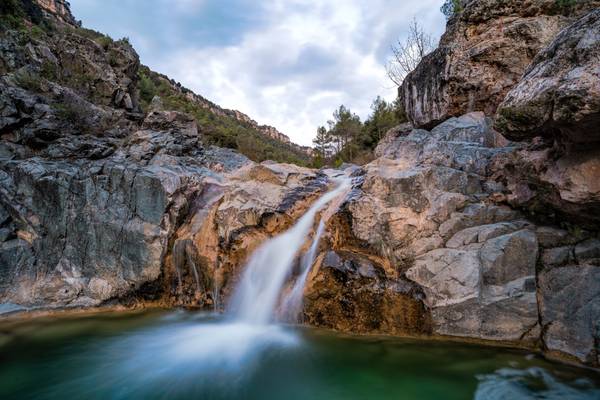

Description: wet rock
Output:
[304,250,431,335]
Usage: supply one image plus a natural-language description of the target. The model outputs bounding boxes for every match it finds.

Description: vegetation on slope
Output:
[137,66,311,166]
[1,0,312,167]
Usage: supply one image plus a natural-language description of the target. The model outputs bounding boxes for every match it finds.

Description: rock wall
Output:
[34,0,78,26]
[495,9,600,143]
[0,1,319,310]
[399,0,600,129]
[302,112,599,366]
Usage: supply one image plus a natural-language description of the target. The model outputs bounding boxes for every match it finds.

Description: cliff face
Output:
[144,69,312,156]
[35,0,78,26]
[0,1,314,308]
[399,0,600,129]
[337,1,599,367]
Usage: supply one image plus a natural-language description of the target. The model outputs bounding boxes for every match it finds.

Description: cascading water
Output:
[228,176,351,324]
[279,219,325,322]
[108,175,351,385]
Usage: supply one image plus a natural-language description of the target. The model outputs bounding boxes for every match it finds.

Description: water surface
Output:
[0,310,598,400]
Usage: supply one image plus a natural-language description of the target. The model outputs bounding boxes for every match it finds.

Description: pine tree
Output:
[312,126,332,160]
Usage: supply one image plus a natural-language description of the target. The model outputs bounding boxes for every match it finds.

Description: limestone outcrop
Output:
[302,112,599,366]
[495,9,600,143]
[0,1,321,310]
[399,0,600,129]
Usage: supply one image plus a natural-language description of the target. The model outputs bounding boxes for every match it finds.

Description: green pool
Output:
[0,310,598,400]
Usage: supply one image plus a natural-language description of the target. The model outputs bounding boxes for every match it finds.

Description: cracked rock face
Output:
[495,9,600,143]
[399,0,600,129]
[314,112,599,366]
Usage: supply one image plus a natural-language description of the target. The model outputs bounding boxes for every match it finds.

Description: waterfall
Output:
[279,219,325,322]
[228,176,350,324]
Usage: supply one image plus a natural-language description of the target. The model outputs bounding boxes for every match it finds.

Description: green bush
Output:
[95,35,113,50]
[555,0,577,10]
[440,0,462,20]
[0,0,25,29]
[14,69,43,91]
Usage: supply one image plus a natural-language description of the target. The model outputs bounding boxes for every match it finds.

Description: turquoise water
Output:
[0,310,598,400]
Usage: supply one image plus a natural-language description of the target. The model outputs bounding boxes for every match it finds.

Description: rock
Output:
[407,229,539,342]
[407,249,481,308]
[303,251,431,335]
[539,264,600,365]
[574,238,600,263]
[495,9,600,143]
[490,144,600,227]
[399,0,600,128]
[446,221,530,248]
[142,110,198,137]
[479,230,538,286]
[541,246,573,267]
[35,0,80,26]
[150,95,164,111]
[535,226,572,248]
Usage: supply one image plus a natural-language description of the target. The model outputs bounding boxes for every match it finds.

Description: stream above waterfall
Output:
[1,309,599,400]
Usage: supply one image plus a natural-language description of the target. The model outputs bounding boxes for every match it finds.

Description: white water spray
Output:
[111,175,352,383]
[229,176,350,324]
[279,218,325,322]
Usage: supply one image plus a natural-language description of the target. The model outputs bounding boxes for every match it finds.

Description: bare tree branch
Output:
[386,18,435,86]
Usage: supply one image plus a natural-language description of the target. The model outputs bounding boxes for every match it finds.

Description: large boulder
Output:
[399,0,600,128]
[495,9,600,143]
[539,264,600,365]
[323,110,600,366]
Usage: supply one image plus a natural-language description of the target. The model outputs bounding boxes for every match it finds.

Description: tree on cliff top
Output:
[441,0,463,20]
[386,18,435,86]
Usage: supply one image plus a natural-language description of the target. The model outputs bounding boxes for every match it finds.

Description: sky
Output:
[70,0,447,146]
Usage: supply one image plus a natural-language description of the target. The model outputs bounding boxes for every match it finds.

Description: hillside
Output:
[0,0,312,166]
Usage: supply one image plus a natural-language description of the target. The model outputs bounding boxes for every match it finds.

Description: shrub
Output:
[95,35,113,50]
[0,0,25,29]
[14,69,43,91]
[555,0,577,10]
[440,0,462,20]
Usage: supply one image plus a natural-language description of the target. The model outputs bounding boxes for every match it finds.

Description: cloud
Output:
[70,0,447,146]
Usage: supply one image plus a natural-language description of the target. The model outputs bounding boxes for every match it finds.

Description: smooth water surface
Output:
[0,310,598,400]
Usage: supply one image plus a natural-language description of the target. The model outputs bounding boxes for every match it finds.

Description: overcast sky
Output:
[70,0,447,146]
